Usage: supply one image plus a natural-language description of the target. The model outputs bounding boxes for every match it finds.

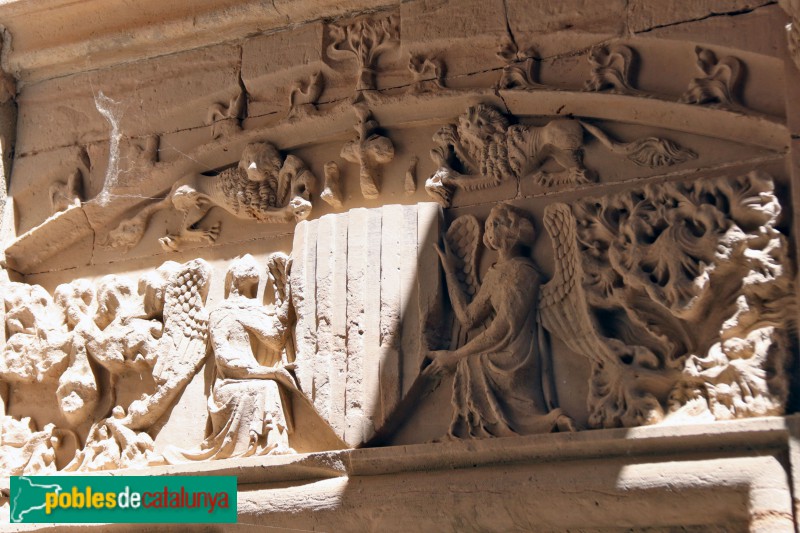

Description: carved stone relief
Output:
[425,103,696,207]
[560,171,792,428]
[340,102,395,200]
[0,259,211,474]
[288,71,325,118]
[327,14,400,92]
[681,47,743,107]
[49,148,89,215]
[496,39,542,90]
[102,142,316,251]
[422,204,575,439]
[165,254,296,462]
[407,53,446,94]
[584,44,636,94]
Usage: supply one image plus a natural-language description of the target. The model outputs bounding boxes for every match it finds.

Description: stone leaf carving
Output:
[165,254,297,463]
[340,102,394,199]
[541,171,793,428]
[206,79,247,139]
[102,142,316,252]
[288,71,325,118]
[496,39,543,90]
[327,14,400,92]
[584,44,636,93]
[681,46,743,107]
[407,53,446,94]
[49,148,90,214]
[425,104,696,207]
[421,203,575,439]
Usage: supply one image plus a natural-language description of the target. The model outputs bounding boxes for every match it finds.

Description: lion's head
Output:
[238,142,282,182]
[457,103,509,148]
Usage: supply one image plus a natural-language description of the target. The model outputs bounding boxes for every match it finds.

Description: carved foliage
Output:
[407,53,446,94]
[681,46,743,106]
[569,172,792,427]
[584,44,636,93]
[497,39,542,90]
[327,14,400,91]
[288,72,325,118]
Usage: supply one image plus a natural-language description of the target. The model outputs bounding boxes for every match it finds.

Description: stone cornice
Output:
[0,0,395,84]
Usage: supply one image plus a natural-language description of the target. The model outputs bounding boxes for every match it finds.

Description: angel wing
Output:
[444,214,482,349]
[266,252,295,364]
[127,259,212,430]
[538,203,617,367]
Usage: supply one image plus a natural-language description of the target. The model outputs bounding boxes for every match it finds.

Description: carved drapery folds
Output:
[563,172,793,427]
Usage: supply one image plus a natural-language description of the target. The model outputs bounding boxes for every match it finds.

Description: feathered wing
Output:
[445,214,482,349]
[538,203,616,367]
[127,259,212,430]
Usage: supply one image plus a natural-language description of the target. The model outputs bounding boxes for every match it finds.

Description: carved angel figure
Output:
[425,103,695,207]
[102,142,315,252]
[166,254,296,463]
[423,204,575,438]
[67,259,211,471]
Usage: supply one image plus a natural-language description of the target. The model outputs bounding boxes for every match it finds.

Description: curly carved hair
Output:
[484,203,536,251]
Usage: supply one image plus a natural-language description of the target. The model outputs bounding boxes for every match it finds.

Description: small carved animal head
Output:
[238,142,282,183]
[484,203,536,252]
[224,254,261,299]
[457,103,509,146]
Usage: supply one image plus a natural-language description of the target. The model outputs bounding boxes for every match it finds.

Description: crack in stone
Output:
[633,1,778,35]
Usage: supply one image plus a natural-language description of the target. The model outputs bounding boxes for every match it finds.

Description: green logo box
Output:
[10,475,237,524]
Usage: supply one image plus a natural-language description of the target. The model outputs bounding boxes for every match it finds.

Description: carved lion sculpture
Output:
[426,103,696,206]
[102,142,315,252]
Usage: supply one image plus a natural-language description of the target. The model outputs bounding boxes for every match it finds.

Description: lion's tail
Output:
[98,193,174,251]
[579,120,696,167]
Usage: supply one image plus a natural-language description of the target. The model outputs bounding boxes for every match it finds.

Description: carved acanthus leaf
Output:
[496,39,543,90]
[407,53,446,94]
[681,46,743,106]
[584,44,636,93]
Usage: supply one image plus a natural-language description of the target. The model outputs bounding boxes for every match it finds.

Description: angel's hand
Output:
[421,350,459,377]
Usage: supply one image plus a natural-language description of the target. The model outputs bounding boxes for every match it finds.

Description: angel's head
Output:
[483,203,536,254]
[54,279,94,329]
[225,254,260,299]
[95,275,137,329]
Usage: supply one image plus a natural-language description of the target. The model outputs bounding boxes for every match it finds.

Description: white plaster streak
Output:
[345,208,368,445]
[93,91,123,205]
